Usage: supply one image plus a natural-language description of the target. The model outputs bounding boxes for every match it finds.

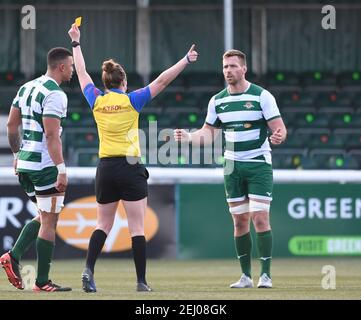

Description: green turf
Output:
[0,258,360,300]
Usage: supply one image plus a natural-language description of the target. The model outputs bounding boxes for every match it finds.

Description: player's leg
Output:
[29,167,71,292]
[33,190,71,292]
[82,201,118,293]
[225,159,253,288]
[251,205,272,288]
[229,206,254,288]
[247,162,273,288]
[0,173,40,290]
[10,216,40,263]
[230,204,251,277]
[10,174,40,262]
[122,196,152,292]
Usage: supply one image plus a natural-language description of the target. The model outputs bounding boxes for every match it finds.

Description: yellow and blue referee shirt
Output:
[83,83,151,158]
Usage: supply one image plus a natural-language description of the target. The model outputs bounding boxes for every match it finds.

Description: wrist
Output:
[13,152,19,160]
[71,40,80,48]
[187,132,192,143]
[56,163,66,174]
[185,54,191,64]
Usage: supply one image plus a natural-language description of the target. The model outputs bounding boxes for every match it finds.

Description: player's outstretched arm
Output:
[68,24,94,91]
[149,44,198,99]
[174,123,220,146]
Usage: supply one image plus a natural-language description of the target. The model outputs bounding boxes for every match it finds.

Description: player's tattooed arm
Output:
[7,106,22,153]
[8,131,21,153]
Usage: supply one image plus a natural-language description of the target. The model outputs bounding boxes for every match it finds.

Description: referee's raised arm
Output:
[68,24,94,91]
[148,44,198,99]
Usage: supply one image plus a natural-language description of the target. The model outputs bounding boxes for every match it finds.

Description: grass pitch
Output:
[0,258,360,300]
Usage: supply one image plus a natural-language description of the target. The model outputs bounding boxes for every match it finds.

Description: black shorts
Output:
[95,157,149,203]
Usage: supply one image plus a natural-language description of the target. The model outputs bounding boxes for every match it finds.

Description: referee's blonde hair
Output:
[102,59,126,89]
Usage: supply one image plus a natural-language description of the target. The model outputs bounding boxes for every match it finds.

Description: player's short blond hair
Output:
[223,50,247,66]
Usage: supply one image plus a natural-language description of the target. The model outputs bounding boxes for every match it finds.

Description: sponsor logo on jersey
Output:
[99,104,133,114]
[229,123,244,128]
[244,123,252,129]
[219,104,229,110]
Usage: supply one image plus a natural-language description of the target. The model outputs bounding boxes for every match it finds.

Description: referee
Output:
[68,24,198,292]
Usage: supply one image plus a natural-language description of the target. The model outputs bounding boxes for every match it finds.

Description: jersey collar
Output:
[109,88,125,94]
[227,81,251,96]
[43,74,61,87]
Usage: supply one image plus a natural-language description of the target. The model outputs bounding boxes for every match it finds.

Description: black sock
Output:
[85,229,107,274]
[132,236,146,283]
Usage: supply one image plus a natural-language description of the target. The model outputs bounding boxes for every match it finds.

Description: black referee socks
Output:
[85,229,107,274]
[132,235,147,284]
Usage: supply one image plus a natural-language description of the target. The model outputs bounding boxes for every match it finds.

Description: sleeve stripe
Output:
[128,86,151,112]
[266,115,281,121]
[205,121,219,127]
[83,83,93,93]
[42,114,61,119]
[83,83,101,110]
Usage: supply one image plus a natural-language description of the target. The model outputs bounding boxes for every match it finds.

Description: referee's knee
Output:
[129,229,144,237]
[96,224,112,235]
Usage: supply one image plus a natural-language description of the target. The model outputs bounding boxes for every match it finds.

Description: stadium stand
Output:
[1,70,361,168]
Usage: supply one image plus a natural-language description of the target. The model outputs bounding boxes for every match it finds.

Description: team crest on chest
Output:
[243,102,255,109]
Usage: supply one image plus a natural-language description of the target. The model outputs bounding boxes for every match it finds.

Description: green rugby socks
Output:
[36,237,54,285]
[234,232,252,278]
[256,230,273,277]
[11,220,40,262]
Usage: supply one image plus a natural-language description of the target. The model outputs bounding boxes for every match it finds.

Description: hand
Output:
[13,158,18,176]
[269,128,284,145]
[185,44,199,63]
[174,129,191,142]
[68,24,80,42]
[55,173,68,193]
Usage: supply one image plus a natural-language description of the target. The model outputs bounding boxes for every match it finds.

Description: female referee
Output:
[68,24,198,292]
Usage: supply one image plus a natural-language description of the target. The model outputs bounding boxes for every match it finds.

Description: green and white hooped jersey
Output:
[12,75,67,172]
[205,82,281,164]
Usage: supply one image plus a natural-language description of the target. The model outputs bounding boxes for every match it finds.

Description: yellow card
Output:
[75,17,82,27]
